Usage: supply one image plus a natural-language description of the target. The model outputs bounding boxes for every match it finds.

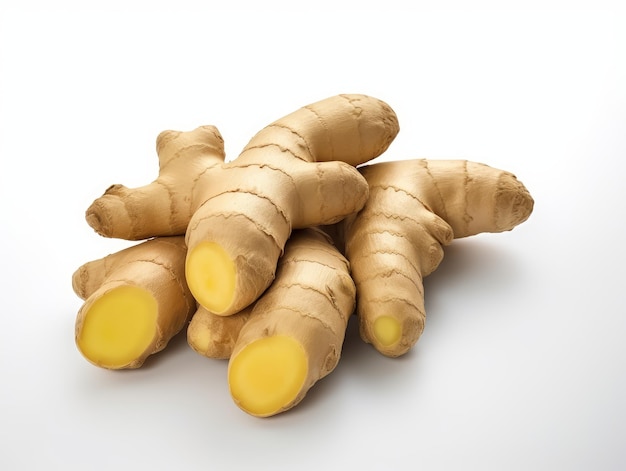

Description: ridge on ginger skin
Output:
[85,94,400,317]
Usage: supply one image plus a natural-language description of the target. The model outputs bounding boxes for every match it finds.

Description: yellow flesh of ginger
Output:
[373,315,402,347]
[229,336,308,417]
[77,286,158,368]
[186,241,236,315]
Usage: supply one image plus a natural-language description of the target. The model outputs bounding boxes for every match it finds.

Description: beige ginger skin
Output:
[336,159,534,357]
[187,304,253,360]
[85,94,399,317]
[72,236,196,369]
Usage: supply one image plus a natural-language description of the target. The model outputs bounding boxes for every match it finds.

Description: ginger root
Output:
[187,228,354,417]
[86,125,226,241]
[226,228,355,417]
[73,236,196,369]
[336,159,534,357]
[187,304,252,360]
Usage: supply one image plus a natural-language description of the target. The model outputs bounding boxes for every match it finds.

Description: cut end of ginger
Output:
[186,241,236,315]
[228,335,308,417]
[76,285,158,369]
[372,315,402,347]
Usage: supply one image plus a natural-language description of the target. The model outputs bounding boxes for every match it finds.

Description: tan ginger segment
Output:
[240,93,399,166]
[346,203,450,357]
[400,159,535,237]
[183,94,397,316]
[187,304,252,360]
[227,228,356,418]
[184,155,369,315]
[85,125,226,240]
[73,236,196,369]
[344,159,534,357]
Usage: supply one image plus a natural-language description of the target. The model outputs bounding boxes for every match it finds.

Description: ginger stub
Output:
[339,159,534,357]
[73,236,195,369]
[77,285,158,367]
[227,228,356,417]
[186,304,252,360]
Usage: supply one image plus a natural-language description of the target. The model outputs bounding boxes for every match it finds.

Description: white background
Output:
[1,1,625,470]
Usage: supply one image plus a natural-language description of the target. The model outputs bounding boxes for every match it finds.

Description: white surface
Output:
[1,2,625,470]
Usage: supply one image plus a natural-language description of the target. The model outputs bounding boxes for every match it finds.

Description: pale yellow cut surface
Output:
[229,336,308,417]
[186,241,236,315]
[77,286,157,368]
[373,315,402,347]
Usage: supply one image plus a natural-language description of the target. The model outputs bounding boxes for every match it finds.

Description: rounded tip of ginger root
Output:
[495,173,535,231]
[338,94,400,163]
[156,125,226,165]
[186,318,214,357]
[85,205,107,236]
[85,185,134,239]
[71,265,89,300]
[85,200,120,238]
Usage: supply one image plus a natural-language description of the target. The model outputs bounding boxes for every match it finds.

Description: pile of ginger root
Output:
[72,94,534,418]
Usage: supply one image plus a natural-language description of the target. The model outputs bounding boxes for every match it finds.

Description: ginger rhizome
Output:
[187,228,355,417]
[338,159,534,357]
[85,94,399,317]
[224,228,355,417]
[86,125,226,241]
[73,236,196,369]
[187,304,252,360]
